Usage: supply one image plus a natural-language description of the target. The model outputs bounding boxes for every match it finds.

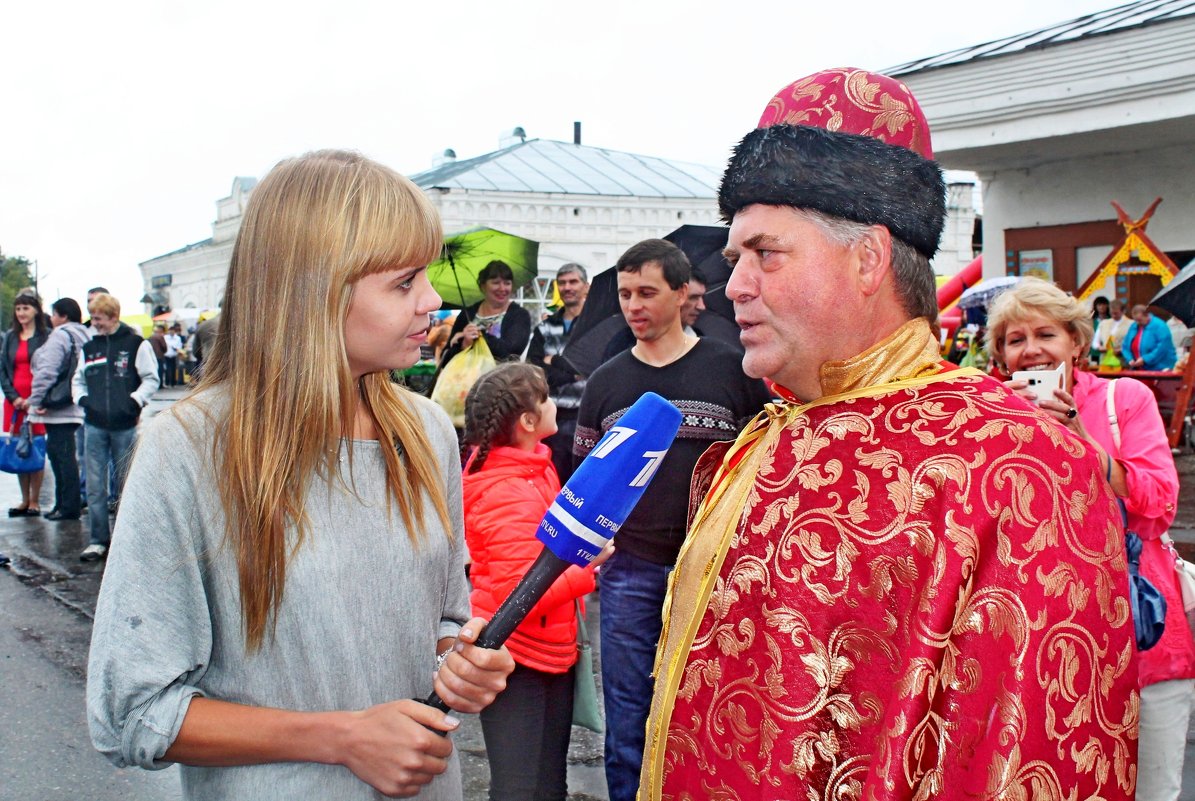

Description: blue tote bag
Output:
[0,413,46,474]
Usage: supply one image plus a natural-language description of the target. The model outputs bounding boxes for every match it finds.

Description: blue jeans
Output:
[84,424,136,546]
[599,549,673,801]
[77,425,118,508]
[76,425,86,506]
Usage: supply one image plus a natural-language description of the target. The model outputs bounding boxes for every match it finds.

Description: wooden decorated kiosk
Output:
[1077,199,1193,448]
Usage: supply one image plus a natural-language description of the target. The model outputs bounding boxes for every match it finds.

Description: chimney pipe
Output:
[573,121,581,145]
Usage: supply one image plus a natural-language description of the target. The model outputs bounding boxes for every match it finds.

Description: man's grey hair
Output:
[556,263,588,282]
[794,208,938,323]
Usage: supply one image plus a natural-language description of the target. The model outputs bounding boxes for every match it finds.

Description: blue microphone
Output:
[424,392,682,712]
[536,391,682,567]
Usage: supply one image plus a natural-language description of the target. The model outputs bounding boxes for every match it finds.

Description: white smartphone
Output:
[1011,362,1065,405]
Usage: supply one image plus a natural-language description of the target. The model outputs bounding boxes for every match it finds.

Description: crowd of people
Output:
[0,285,231,573]
[410,67,1190,801]
[0,65,1183,801]
[0,288,159,566]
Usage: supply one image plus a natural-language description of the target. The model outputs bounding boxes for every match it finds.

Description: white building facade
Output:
[139,138,722,315]
[141,131,981,311]
[138,177,256,313]
[893,1,1195,303]
[409,135,723,313]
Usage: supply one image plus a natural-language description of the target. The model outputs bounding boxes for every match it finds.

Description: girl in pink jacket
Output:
[462,363,601,801]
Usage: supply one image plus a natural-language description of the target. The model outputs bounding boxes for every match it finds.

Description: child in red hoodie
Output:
[462,363,604,801]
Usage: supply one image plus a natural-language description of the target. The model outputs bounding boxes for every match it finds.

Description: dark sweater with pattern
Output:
[573,338,771,565]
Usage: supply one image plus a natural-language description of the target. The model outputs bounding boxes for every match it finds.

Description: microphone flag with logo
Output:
[423,392,681,714]
[536,391,682,567]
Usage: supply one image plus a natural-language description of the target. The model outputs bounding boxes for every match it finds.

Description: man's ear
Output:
[854,225,893,297]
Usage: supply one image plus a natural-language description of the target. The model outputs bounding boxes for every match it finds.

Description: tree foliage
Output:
[0,250,37,328]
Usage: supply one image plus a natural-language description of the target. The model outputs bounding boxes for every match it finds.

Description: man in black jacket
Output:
[526,263,588,481]
[71,293,159,561]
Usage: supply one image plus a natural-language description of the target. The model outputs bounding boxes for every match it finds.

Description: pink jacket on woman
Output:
[1073,369,1195,687]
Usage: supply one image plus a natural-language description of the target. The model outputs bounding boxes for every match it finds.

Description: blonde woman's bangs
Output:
[202,148,454,652]
[344,167,442,283]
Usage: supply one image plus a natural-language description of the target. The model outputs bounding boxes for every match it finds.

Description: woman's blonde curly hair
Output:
[985,277,1094,371]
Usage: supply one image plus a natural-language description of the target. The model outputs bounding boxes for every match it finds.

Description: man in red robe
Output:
[639,68,1138,801]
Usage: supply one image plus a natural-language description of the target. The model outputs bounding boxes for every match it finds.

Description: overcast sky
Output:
[2,0,1117,312]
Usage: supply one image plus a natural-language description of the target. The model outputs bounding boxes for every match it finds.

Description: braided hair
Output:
[464,362,549,474]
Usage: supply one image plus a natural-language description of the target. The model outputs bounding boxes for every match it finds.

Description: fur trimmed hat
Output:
[719,68,946,259]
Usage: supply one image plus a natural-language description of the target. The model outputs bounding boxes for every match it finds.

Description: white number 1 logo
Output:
[591,426,635,459]
[631,450,667,487]
[591,426,666,488]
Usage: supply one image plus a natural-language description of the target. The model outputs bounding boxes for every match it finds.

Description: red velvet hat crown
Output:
[719,68,946,259]
[757,68,934,158]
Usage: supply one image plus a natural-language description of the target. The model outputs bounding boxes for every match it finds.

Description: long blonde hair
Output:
[199,149,451,651]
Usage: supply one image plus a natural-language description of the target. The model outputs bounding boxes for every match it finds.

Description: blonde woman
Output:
[87,150,514,799]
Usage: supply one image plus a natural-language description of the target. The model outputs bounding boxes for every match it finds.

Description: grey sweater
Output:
[28,321,90,424]
[86,388,471,799]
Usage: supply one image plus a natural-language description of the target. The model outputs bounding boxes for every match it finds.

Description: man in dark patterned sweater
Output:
[573,238,771,801]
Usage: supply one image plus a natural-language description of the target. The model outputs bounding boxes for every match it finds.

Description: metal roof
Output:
[141,237,215,265]
[408,138,720,198]
[889,0,1195,74]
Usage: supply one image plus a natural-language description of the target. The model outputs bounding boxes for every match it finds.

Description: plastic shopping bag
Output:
[430,337,496,428]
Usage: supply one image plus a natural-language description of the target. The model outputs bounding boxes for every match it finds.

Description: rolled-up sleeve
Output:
[87,414,213,768]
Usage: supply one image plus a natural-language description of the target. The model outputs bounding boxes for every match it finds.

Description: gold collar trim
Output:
[818,318,944,397]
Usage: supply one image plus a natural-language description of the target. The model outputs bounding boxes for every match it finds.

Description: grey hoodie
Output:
[28,321,91,424]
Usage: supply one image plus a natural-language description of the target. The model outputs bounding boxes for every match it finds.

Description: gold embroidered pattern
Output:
[643,371,1138,801]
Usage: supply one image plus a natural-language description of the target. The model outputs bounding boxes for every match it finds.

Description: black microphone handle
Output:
[423,547,572,712]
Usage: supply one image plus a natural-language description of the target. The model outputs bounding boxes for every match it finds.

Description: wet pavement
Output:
[3,385,1195,798]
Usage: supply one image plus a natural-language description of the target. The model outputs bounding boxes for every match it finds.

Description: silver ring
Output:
[1066,407,1077,419]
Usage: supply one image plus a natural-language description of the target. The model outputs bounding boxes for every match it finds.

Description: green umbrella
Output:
[426,227,539,314]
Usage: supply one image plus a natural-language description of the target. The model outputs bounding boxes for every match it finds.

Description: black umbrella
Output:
[1150,257,1195,327]
[561,225,740,377]
[562,312,631,378]
[663,224,734,324]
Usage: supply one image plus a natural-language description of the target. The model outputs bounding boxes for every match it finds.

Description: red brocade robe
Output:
[639,321,1137,801]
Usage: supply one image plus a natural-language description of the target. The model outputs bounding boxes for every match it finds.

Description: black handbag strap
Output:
[56,335,78,383]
